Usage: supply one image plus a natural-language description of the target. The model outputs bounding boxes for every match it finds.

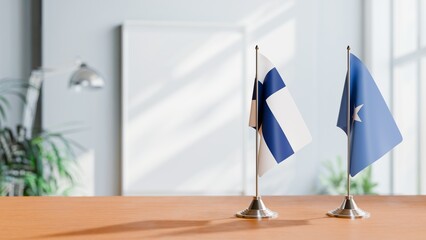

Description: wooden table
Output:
[0,196,425,239]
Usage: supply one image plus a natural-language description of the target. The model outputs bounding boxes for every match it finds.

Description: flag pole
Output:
[326,46,369,219]
[346,45,351,198]
[236,45,277,219]
[255,45,259,198]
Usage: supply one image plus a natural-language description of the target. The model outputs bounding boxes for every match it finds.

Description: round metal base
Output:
[327,195,370,219]
[236,197,278,219]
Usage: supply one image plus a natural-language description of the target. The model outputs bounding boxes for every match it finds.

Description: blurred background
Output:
[0,0,424,196]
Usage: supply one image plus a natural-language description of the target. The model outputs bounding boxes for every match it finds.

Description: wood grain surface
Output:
[0,196,425,239]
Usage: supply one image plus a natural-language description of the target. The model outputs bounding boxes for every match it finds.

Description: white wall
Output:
[0,0,32,127]
[42,0,363,195]
[365,0,426,195]
[364,0,393,194]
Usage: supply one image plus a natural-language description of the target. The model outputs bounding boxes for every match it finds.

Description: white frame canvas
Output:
[121,21,248,195]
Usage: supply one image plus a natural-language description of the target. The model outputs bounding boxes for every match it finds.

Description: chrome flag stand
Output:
[236,45,277,219]
[327,46,369,219]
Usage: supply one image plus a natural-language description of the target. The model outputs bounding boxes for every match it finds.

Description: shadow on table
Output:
[33,217,315,238]
[33,220,210,239]
[153,218,311,238]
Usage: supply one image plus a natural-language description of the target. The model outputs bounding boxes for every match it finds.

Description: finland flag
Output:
[249,53,311,176]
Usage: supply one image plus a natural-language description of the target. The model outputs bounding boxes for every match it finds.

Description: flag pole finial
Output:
[255,45,259,50]
[347,45,351,51]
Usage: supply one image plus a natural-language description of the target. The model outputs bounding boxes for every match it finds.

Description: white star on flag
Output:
[353,104,364,122]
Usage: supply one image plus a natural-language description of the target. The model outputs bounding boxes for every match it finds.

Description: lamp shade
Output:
[69,63,104,90]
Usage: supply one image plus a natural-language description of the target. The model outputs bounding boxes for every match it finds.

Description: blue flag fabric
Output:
[337,53,402,176]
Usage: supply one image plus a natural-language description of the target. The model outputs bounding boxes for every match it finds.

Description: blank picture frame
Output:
[121,21,248,195]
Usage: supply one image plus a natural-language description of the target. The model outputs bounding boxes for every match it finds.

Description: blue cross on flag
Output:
[249,53,311,176]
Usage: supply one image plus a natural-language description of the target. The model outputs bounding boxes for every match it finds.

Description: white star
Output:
[353,104,364,122]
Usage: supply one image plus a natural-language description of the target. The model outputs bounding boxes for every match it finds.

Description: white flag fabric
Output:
[249,53,311,176]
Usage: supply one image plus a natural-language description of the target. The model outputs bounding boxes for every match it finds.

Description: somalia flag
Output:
[337,53,403,176]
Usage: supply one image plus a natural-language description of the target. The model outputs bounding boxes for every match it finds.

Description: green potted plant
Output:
[319,156,378,195]
[0,79,80,196]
